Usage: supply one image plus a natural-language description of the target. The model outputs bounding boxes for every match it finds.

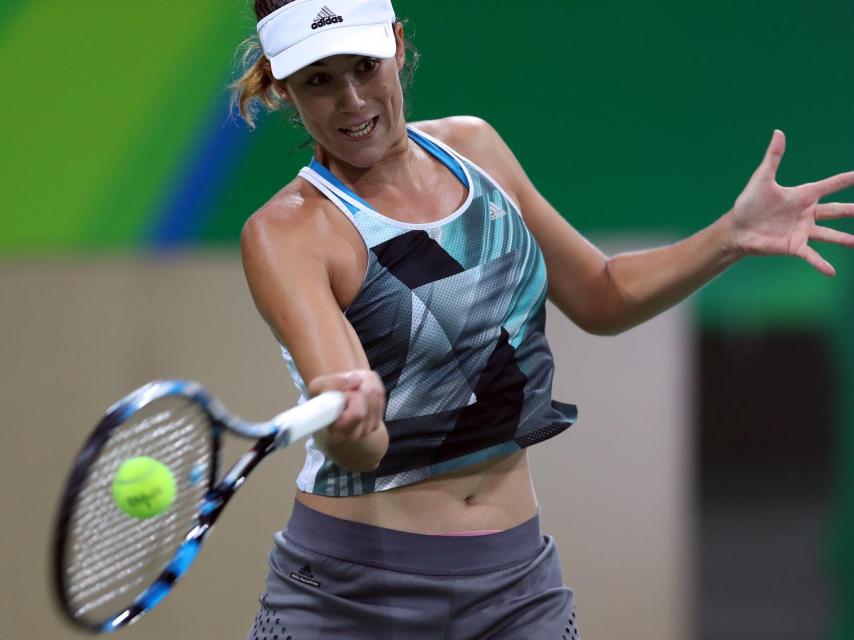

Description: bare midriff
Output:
[295,451,538,534]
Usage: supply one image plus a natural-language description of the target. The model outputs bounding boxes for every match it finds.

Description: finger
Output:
[759,129,786,179]
[799,245,836,276]
[351,388,374,441]
[325,388,358,430]
[811,225,854,248]
[374,373,386,436]
[373,384,387,433]
[341,389,368,440]
[359,378,382,436]
[803,170,854,200]
[365,393,381,436]
[815,202,854,221]
[371,380,386,433]
[307,371,362,396]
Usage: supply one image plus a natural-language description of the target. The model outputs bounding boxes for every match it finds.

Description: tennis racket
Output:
[52,379,345,633]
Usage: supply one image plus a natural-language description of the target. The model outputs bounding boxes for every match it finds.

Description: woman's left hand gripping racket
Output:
[52,379,345,633]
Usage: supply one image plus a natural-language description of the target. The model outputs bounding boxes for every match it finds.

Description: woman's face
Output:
[278,23,407,169]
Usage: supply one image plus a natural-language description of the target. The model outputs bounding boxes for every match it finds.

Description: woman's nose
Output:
[337,79,367,112]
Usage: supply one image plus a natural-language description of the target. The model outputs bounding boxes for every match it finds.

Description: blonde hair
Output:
[229,35,285,130]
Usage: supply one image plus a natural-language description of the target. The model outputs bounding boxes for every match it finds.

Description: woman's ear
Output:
[274,80,293,104]
[262,57,293,103]
[394,22,406,71]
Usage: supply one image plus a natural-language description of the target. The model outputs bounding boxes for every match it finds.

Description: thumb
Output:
[759,129,786,179]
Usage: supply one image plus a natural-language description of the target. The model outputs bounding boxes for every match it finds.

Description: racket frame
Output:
[52,379,342,634]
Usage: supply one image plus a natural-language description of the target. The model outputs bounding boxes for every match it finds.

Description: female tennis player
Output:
[233,1,854,638]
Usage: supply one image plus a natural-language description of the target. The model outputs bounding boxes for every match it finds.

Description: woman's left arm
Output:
[466,121,854,335]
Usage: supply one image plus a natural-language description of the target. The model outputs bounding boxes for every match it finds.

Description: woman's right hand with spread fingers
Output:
[308,369,388,444]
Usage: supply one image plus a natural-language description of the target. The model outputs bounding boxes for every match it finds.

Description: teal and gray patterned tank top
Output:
[284,125,577,495]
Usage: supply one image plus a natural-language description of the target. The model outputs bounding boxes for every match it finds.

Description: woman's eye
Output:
[358,58,379,73]
[306,74,329,86]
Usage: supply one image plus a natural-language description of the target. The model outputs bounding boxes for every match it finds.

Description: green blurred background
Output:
[1,1,852,637]
[3,0,852,328]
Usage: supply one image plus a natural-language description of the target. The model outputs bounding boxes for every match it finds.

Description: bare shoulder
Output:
[410,115,503,156]
[240,177,332,259]
[240,174,367,316]
[410,115,522,195]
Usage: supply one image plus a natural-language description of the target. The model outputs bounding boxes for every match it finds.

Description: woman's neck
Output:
[316,119,428,199]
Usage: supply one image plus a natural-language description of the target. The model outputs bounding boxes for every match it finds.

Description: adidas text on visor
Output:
[258,0,397,80]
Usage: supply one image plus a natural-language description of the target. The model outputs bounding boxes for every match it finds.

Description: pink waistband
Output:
[434,529,504,537]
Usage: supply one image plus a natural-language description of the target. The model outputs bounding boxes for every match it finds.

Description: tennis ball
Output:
[112,456,176,519]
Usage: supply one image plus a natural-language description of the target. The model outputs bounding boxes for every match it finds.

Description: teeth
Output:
[347,121,371,132]
[341,118,377,139]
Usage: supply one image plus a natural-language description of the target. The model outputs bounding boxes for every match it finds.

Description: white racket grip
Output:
[278,391,346,443]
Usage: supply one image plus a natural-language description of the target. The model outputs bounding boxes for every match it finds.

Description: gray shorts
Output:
[247,501,579,640]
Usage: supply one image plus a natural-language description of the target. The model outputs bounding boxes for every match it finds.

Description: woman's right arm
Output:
[240,202,388,472]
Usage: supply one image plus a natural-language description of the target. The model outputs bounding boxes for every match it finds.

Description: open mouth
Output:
[339,116,379,140]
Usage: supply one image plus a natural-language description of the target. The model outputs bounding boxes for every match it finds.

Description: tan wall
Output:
[0,249,693,639]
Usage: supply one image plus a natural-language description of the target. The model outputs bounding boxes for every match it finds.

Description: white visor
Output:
[258,0,397,80]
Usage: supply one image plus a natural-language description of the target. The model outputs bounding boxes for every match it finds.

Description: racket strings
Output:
[70,426,204,551]
[71,421,197,541]
[63,397,213,623]
[69,443,200,599]
[68,408,210,617]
